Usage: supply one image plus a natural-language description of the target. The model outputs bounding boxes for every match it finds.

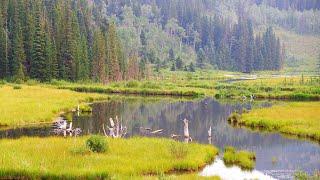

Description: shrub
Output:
[125,81,139,88]
[25,79,40,86]
[227,113,241,123]
[86,135,108,153]
[79,104,92,113]
[12,85,22,90]
[169,142,188,159]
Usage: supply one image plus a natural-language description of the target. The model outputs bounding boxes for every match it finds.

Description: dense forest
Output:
[0,0,317,83]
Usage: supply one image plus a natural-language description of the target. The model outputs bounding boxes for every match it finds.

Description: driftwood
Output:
[183,118,192,143]
[103,116,127,138]
[53,119,81,137]
[208,126,212,137]
[150,129,163,134]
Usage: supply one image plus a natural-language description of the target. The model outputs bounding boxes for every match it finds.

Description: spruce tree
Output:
[107,22,121,81]
[10,0,25,81]
[31,4,47,81]
[92,29,106,82]
[0,9,8,78]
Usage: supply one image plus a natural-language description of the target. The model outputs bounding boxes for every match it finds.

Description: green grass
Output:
[0,85,107,128]
[294,170,320,180]
[0,136,218,179]
[49,72,320,101]
[240,102,320,142]
[223,146,256,170]
[215,76,320,100]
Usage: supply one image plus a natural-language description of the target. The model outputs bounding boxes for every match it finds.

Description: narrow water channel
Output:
[0,97,319,179]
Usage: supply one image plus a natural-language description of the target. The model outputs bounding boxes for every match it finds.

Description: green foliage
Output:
[223,146,256,170]
[86,135,108,153]
[12,85,22,90]
[227,113,241,123]
[169,142,189,159]
[294,170,320,180]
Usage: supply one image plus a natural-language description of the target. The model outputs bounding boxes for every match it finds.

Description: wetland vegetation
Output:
[0,0,319,179]
[0,136,217,179]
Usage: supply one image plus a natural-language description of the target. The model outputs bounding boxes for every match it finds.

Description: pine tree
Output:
[196,48,206,69]
[0,9,8,78]
[107,22,121,81]
[175,56,183,70]
[9,0,25,81]
[92,29,106,82]
[31,4,47,81]
[189,62,195,72]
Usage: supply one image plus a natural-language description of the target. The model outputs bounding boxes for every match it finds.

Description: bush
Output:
[86,135,108,153]
[169,142,188,159]
[125,81,139,88]
[227,113,241,123]
[12,85,22,90]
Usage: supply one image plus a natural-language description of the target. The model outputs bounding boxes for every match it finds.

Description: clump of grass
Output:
[223,146,256,170]
[169,142,188,159]
[70,145,90,155]
[227,113,241,123]
[294,170,320,180]
[12,85,22,90]
[125,80,140,88]
[86,135,108,153]
[0,137,218,179]
[79,104,92,113]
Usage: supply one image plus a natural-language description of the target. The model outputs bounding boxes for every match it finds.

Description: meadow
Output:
[0,84,108,128]
[239,101,320,142]
[0,136,218,179]
[50,71,320,101]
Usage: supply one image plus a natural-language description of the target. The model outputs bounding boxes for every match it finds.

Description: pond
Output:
[0,97,319,179]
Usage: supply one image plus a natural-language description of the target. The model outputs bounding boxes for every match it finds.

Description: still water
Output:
[1,97,319,179]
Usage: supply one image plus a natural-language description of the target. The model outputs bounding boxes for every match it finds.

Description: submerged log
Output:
[150,129,163,134]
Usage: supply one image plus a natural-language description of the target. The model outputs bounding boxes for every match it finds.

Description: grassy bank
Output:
[0,85,107,128]
[51,73,320,101]
[223,146,256,170]
[0,136,218,179]
[239,102,320,142]
[216,76,320,100]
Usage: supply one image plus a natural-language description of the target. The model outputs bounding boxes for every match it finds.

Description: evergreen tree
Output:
[196,48,206,69]
[107,22,121,81]
[31,4,47,81]
[189,62,195,72]
[92,29,106,82]
[9,0,25,80]
[0,9,8,78]
[175,56,183,70]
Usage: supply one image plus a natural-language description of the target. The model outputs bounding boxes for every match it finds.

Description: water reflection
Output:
[200,158,275,180]
[0,98,319,179]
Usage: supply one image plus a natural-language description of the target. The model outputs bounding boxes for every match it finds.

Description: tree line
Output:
[0,0,290,83]
[0,0,148,82]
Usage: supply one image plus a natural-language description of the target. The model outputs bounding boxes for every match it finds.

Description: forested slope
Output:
[0,0,318,83]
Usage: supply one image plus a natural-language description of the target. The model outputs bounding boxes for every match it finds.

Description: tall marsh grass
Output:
[0,137,218,179]
[0,85,107,127]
